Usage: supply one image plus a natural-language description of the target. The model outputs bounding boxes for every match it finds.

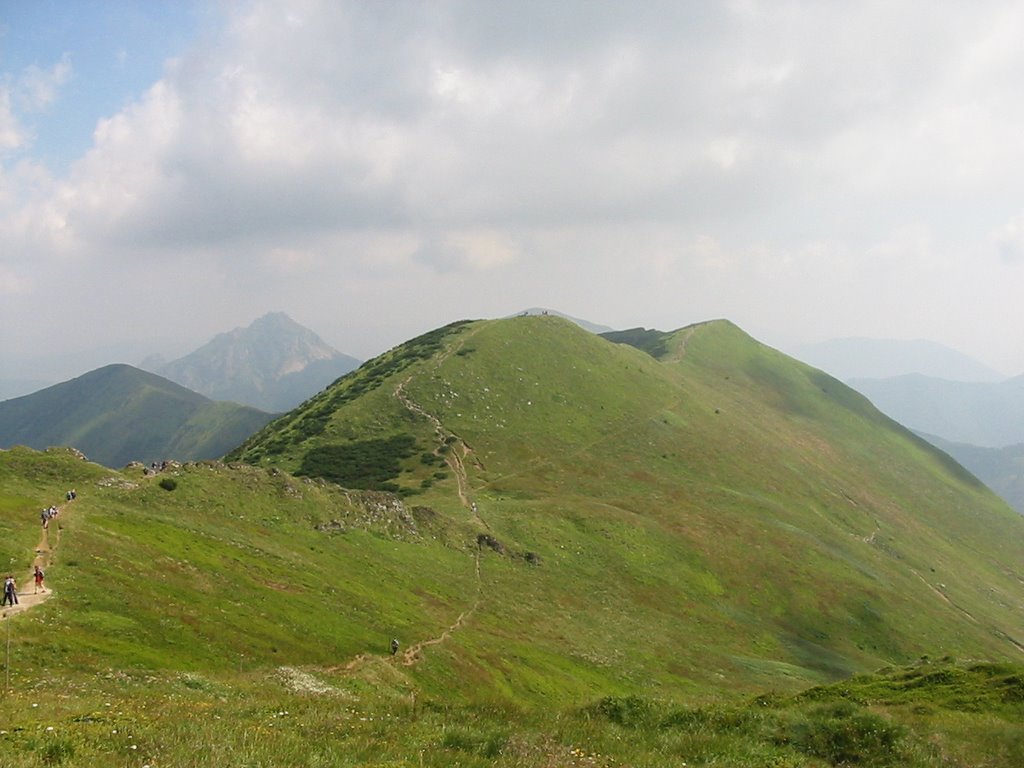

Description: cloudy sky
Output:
[2,0,1023,385]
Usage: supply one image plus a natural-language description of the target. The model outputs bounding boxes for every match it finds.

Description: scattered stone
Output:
[98,477,139,490]
[276,666,349,697]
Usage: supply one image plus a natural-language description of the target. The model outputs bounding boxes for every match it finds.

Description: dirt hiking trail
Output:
[1,503,65,620]
[332,340,489,676]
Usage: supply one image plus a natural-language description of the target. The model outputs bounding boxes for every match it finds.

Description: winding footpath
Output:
[387,335,488,667]
[1,503,64,620]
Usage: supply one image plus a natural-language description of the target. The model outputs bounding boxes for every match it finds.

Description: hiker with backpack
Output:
[2,575,17,606]
[34,565,45,594]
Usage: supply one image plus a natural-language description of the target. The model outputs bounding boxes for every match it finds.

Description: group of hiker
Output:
[2,491,69,610]
[39,490,74,530]
[2,566,45,607]
[40,505,58,528]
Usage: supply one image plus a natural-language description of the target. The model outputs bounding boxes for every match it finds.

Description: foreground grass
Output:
[1,658,1023,767]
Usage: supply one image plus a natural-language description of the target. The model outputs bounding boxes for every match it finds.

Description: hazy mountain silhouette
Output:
[789,337,1006,383]
[920,432,1024,514]
[0,364,273,467]
[850,373,1024,448]
[152,312,361,412]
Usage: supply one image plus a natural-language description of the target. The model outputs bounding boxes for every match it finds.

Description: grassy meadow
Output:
[3,316,1024,764]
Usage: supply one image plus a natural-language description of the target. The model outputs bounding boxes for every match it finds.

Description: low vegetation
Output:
[1,655,1023,766]
[4,316,1024,765]
[297,434,419,492]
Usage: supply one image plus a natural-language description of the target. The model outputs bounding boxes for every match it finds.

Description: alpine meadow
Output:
[3,315,1024,767]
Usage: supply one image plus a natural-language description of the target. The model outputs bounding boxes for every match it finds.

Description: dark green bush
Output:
[781,702,906,766]
[297,435,417,490]
[159,477,178,491]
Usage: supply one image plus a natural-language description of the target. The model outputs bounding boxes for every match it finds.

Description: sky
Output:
[2,0,1023,385]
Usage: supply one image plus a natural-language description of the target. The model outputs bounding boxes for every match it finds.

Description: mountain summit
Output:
[154,312,360,412]
[229,315,1024,692]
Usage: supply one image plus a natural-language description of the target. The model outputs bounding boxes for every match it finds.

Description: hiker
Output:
[33,565,45,594]
[40,509,48,529]
[390,638,400,655]
[2,575,17,606]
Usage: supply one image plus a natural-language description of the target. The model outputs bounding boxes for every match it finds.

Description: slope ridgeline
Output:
[225,315,1024,697]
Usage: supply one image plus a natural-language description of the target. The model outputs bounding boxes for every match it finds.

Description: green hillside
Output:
[3,315,1024,766]
[0,364,274,467]
[230,316,1024,685]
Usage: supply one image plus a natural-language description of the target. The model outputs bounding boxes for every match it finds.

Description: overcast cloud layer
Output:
[2,0,1023,382]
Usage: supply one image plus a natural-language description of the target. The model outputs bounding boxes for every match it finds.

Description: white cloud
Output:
[993,211,1024,263]
[414,230,518,273]
[17,55,72,111]
[0,83,22,152]
[3,0,1024,377]
[0,57,72,154]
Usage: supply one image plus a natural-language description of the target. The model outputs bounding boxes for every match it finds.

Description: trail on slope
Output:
[399,549,481,666]
[394,378,487,529]
[387,332,487,667]
[331,375,486,675]
[1,504,64,620]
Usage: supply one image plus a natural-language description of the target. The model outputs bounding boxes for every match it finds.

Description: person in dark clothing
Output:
[2,575,17,606]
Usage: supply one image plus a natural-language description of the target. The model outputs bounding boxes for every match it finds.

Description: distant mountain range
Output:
[848,374,1024,449]
[921,432,1024,514]
[788,337,1006,383]
[0,313,361,467]
[0,364,273,467]
[147,312,361,412]
[786,339,1024,513]
[0,377,54,402]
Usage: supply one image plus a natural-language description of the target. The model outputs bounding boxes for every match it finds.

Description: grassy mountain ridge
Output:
[0,364,273,467]
[230,316,1024,689]
[4,312,1024,764]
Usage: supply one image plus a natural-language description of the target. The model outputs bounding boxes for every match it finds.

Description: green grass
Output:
[4,316,1024,764]
[1,658,1023,766]
[224,316,1024,696]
